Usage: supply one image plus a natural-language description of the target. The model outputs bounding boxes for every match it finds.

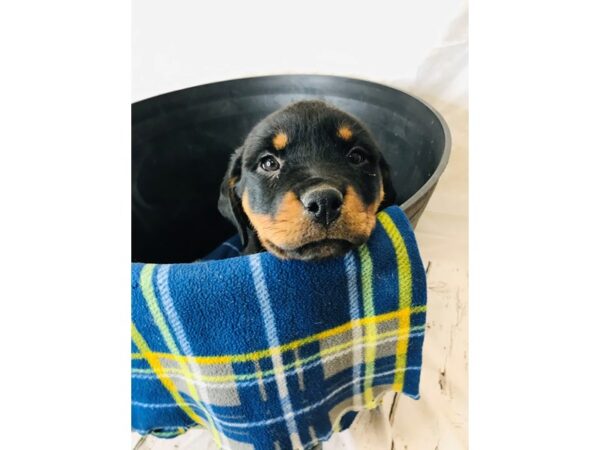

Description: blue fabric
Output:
[131,205,427,450]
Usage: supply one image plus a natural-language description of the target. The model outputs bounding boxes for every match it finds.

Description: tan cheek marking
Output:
[335,185,383,238]
[370,182,385,214]
[337,126,353,141]
[241,184,384,252]
[379,184,385,208]
[242,191,312,248]
[272,132,288,151]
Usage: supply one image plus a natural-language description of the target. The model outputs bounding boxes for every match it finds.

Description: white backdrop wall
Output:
[132,0,467,107]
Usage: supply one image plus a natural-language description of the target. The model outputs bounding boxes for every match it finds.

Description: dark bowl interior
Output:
[132,75,450,263]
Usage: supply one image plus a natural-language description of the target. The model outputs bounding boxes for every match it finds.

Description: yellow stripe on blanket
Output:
[132,306,426,366]
[131,323,208,428]
[132,325,424,384]
[140,264,201,401]
[378,211,413,392]
[358,244,378,408]
[139,265,222,447]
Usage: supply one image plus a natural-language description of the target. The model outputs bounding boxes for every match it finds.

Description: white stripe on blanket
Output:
[249,254,302,448]
[132,329,426,389]
[135,365,420,429]
[157,264,231,448]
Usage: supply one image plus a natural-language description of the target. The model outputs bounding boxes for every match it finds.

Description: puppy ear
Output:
[378,153,398,209]
[218,147,250,247]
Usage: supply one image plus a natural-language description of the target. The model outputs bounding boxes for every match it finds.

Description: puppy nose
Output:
[301,187,343,226]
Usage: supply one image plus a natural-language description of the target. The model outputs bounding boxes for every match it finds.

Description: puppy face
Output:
[218,101,397,260]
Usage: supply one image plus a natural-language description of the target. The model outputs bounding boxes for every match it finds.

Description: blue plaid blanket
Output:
[132,206,427,449]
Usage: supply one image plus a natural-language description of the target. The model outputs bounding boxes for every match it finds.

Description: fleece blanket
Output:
[131,205,427,450]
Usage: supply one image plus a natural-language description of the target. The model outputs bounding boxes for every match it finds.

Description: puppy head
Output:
[219,101,397,260]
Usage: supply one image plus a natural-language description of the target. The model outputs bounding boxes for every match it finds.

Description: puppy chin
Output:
[263,236,368,261]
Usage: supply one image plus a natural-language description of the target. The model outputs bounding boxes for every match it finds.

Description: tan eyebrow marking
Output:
[272,132,288,150]
[337,125,353,141]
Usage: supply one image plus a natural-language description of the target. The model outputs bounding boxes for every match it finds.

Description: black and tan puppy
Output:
[218,100,397,260]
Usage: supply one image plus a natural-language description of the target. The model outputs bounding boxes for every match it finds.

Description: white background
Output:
[132,0,467,107]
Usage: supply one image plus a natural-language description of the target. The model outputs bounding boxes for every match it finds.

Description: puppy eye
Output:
[259,155,281,172]
[347,147,368,165]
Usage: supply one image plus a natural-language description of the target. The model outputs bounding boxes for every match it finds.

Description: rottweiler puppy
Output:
[218,100,397,260]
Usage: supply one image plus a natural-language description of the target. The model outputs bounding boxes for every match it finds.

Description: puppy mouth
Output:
[266,238,360,260]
